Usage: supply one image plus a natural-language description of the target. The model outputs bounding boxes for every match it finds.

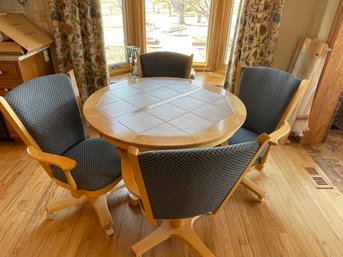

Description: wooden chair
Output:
[0,73,123,236]
[136,51,193,78]
[229,65,309,173]
[127,134,270,257]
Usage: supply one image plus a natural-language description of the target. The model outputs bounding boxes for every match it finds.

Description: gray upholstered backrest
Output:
[238,67,301,135]
[140,51,191,78]
[5,74,86,155]
[138,142,259,219]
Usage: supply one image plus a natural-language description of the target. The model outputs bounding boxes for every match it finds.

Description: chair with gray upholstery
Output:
[127,134,269,257]
[136,51,193,78]
[0,74,122,236]
[229,65,309,170]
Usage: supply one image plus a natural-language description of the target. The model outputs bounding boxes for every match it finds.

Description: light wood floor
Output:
[0,141,343,257]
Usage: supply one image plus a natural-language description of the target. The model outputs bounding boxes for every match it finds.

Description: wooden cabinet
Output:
[0,63,21,80]
[0,48,54,138]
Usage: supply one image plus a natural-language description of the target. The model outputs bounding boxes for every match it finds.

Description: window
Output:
[145,1,211,63]
[101,0,241,74]
[100,0,126,66]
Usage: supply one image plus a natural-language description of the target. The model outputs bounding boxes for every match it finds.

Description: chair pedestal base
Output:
[46,184,125,236]
[46,195,88,214]
[88,194,114,234]
[241,177,266,201]
[132,217,215,257]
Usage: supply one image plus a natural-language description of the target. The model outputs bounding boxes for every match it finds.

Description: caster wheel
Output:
[256,193,266,202]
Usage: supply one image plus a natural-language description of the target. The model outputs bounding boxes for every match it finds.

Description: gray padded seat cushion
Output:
[239,67,301,135]
[228,127,259,145]
[140,51,190,78]
[138,142,259,219]
[4,74,86,155]
[52,138,121,191]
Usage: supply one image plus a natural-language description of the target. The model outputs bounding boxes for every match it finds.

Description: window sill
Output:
[108,65,130,76]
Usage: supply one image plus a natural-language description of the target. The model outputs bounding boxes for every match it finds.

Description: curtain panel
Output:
[48,0,109,101]
[224,0,285,91]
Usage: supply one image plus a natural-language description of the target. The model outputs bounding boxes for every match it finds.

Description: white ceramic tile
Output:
[148,87,180,100]
[167,81,199,93]
[99,100,138,118]
[211,97,234,112]
[170,96,205,111]
[143,123,189,136]
[124,93,161,108]
[168,113,212,134]
[108,81,130,90]
[119,112,164,133]
[110,86,142,99]
[148,103,187,121]
[97,92,121,107]
[191,89,224,103]
[154,79,176,86]
[131,80,164,91]
[192,104,233,122]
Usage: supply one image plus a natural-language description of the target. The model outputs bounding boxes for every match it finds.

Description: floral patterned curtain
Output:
[224,0,285,90]
[48,0,109,101]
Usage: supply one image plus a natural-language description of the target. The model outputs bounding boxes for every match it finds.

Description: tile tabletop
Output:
[84,78,246,149]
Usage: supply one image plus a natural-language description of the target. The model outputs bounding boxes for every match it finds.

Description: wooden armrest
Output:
[27,145,76,171]
[257,133,270,145]
[269,121,291,145]
[27,146,78,191]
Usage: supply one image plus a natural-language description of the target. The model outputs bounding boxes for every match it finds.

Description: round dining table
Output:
[83,77,246,196]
